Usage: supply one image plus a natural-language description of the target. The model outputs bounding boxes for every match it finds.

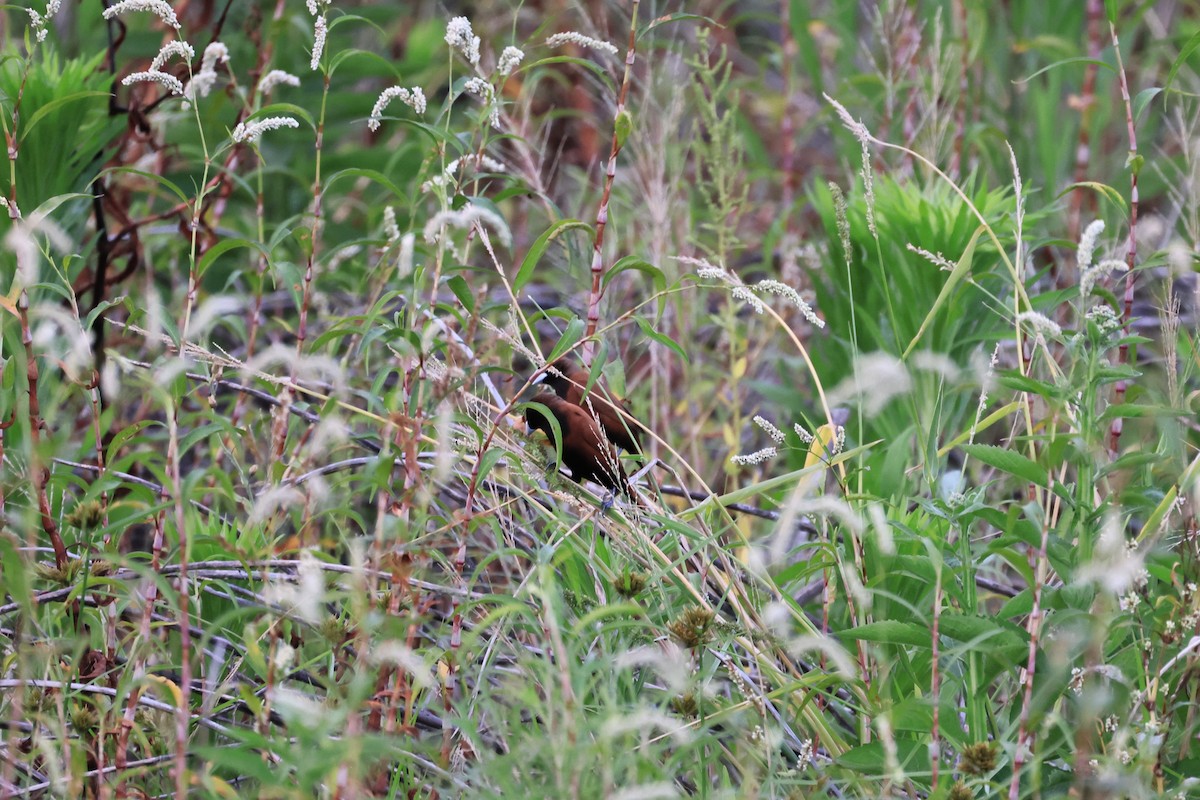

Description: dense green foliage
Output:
[1,1,1199,798]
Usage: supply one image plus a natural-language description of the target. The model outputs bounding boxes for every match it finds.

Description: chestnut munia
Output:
[539,359,644,454]
[524,392,631,495]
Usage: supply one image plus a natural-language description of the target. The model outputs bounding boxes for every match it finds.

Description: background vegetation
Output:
[1,0,1198,797]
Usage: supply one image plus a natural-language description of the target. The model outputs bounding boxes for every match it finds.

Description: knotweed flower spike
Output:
[793,424,814,444]
[445,16,481,65]
[421,154,506,192]
[122,70,184,95]
[258,70,301,95]
[150,40,195,70]
[102,0,180,29]
[423,204,512,249]
[755,279,825,328]
[545,31,619,55]
[1016,311,1062,339]
[182,41,228,104]
[462,78,499,127]
[311,15,327,70]
[368,86,427,132]
[27,0,62,42]
[382,207,400,242]
[731,447,778,466]
[1081,259,1128,300]
[497,46,524,76]
[730,285,765,314]
[753,415,786,444]
[232,116,300,143]
[1078,219,1105,271]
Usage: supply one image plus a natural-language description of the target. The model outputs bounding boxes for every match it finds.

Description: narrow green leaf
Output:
[477,447,507,484]
[20,91,110,143]
[839,620,929,647]
[1163,29,1200,103]
[903,225,982,358]
[634,315,687,362]
[1056,181,1128,213]
[546,318,586,363]
[323,167,406,201]
[1132,87,1162,123]
[962,444,1049,486]
[603,255,666,295]
[446,275,474,314]
[197,238,269,279]
[639,12,720,38]
[1013,56,1114,85]
[514,219,590,293]
[84,295,127,331]
[96,167,189,204]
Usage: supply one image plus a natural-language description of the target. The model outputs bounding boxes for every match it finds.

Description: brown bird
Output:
[524,392,631,496]
[538,359,644,454]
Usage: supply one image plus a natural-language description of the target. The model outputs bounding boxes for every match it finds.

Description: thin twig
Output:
[1107,19,1140,456]
[582,0,641,364]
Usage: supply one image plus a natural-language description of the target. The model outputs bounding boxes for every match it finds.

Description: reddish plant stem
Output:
[1063,0,1105,286]
[1009,504,1051,800]
[18,291,69,569]
[1107,19,1139,457]
[582,0,641,365]
[297,71,330,358]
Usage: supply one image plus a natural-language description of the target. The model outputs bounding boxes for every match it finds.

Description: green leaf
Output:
[522,399,562,466]
[446,275,474,314]
[1013,56,1114,85]
[84,295,127,331]
[323,167,406,201]
[603,255,666,295]
[476,447,506,484]
[962,444,1048,486]
[514,219,590,293]
[1056,181,1128,213]
[633,315,687,363]
[903,225,982,358]
[1098,402,1181,423]
[197,237,270,280]
[1163,29,1200,104]
[0,536,33,618]
[839,620,929,648]
[614,109,634,148]
[1132,87,1162,123]
[19,90,111,143]
[546,318,586,363]
[639,12,720,38]
[937,612,1028,661]
[244,102,316,133]
[96,167,189,205]
[997,371,1064,399]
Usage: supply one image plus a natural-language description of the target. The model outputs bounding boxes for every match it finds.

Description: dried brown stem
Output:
[1107,19,1139,457]
[17,291,69,569]
[582,0,641,364]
